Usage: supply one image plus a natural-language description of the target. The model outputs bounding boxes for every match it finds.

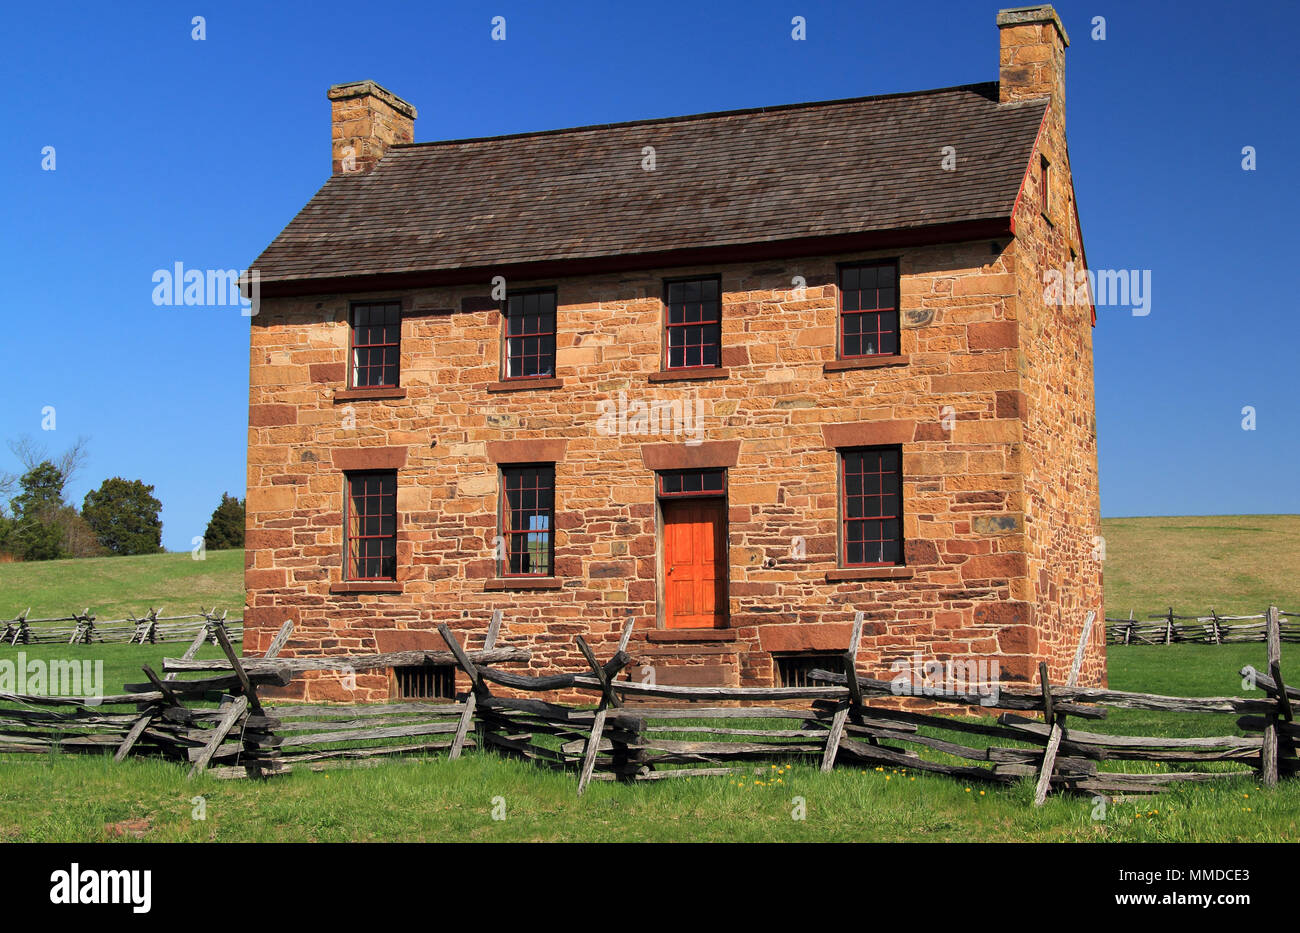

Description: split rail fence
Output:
[1,606,1295,804]
[1106,607,1300,645]
[1,608,242,645]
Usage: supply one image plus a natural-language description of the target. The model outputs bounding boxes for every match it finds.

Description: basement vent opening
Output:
[775,653,842,689]
[393,664,455,701]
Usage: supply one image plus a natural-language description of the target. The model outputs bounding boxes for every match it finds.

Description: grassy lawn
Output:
[0,638,1292,842]
[1102,514,1300,618]
[0,549,244,620]
[0,516,1296,842]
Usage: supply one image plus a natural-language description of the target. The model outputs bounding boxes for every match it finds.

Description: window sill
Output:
[334,387,407,402]
[646,629,737,643]
[484,577,564,591]
[329,580,404,594]
[487,377,562,393]
[823,355,909,373]
[825,567,914,582]
[648,367,729,383]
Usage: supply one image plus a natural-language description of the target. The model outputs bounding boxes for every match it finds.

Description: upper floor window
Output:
[504,290,557,379]
[664,277,721,370]
[840,447,902,567]
[345,470,397,580]
[500,464,555,576]
[838,262,899,359]
[349,301,401,388]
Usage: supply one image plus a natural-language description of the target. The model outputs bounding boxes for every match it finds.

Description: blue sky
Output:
[3,0,1297,550]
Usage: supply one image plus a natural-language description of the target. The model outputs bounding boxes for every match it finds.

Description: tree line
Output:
[0,437,244,561]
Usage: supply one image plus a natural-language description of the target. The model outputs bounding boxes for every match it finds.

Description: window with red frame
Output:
[657,468,726,498]
[840,447,903,566]
[664,277,721,369]
[349,301,401,388]
[501,465,555,576]
[344,471,397,580]
[838,262,899,358]
[504,291,557,379]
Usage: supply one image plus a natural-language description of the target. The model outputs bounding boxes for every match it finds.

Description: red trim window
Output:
[840,447,903,566]
[344,471,397,580]
[657,468,726,498]
[504,290,557,379]
[838,261,899,358]
[501,464,555,576]
[664,277,721,370]
[349,301,401,388]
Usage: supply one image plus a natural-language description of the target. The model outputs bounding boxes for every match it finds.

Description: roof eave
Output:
[255,218,1014,300]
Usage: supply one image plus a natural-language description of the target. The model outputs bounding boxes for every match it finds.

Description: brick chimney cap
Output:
[996,5,1068,47]
[327,80,418,119]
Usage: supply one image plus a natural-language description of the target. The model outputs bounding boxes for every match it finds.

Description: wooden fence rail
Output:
[0,607,243,646]
[1,605,1294,803]
[1105,607,1300,645]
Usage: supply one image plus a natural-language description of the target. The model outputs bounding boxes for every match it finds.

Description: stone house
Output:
[244,4,1103,702]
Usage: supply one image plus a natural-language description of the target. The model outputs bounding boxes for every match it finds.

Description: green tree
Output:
[9,461,70,561]
[204,493,245,550]
[82,477,163,556]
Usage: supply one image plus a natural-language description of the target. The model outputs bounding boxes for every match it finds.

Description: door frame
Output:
[654,469,729,631]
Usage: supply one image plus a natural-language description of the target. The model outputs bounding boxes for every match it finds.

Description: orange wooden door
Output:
[662,499,728,629]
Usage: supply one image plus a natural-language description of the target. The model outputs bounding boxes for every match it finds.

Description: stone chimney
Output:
[997,5,1068,117]
[327,80,417,175]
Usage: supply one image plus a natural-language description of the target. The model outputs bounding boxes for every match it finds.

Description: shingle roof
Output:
[253,82,1045,286]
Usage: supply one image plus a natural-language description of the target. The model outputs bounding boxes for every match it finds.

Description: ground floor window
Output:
[500,464,555,576]
[344,470,397,580]
[775,653,842,688]
[840,446,903,566]
[393,664,455,700]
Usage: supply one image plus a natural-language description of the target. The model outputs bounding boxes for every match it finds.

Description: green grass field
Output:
[0,548,244,620]
[0,516,1295,842]
[1102,514,1300,618]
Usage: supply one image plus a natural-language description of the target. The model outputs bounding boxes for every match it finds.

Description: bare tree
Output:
[8,435,90,481]
[1,435,91,516]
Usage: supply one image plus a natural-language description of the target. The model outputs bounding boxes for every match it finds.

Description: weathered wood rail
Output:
[2,605,1294,803]
[1106,607,1299,645]
[0,607,242,646]
[809,606,1295,800]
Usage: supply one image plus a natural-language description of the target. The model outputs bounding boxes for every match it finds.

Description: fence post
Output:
[575,618,635,795]
[1262,606,1283,786]
[448,611,501,761]
[1033,610,1095,806]
[821,611,864,772]
[1164,607,1174,645]
[69,609,94,645]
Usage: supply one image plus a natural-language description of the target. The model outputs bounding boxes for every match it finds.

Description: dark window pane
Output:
[665,278,722,370]
[350,303,401,388]
[839,264,899,359]
[841,447,902,566]
[658,469,726,498]
[505,292,557,379]
[502,465,555,576]
[345,470,398,580]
